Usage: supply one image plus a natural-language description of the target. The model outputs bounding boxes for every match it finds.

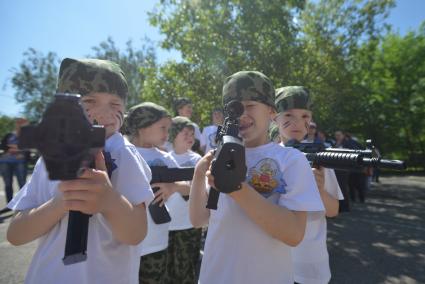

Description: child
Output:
[275,86,344,284]
[189,71,324,284]
[174,97,203,151]
[125,103,191,284]
[6,58,153,284]
[200,108,224,153]
[165,116,202,283]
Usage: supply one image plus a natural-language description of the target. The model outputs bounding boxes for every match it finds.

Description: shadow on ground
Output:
[328,176,425,284]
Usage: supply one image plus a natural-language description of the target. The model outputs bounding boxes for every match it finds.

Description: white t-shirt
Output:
[193,122,203,145]
[136,147,179,256]
[168,150,201,230]
[201,125,218,153]
[291,167,344,284]
[7,132,153,284]
[199,142,324,284]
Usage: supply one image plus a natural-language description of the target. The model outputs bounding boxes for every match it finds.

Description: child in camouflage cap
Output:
[189,71,324,284]
[7,58,153,284]
[164,116,202,284]
[125,102,192,284]
[275,86,344,284]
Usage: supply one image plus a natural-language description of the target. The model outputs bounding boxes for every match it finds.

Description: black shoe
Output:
[0,207,11,215]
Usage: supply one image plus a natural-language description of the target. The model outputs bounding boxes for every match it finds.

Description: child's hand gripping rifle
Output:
[285,140,406,171]
[206,101,247,210]
[18,94,105,265]
[148,166,195,224]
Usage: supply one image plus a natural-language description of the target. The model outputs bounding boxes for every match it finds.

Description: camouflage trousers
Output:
[139,249,167,284]
[164,228,202,284]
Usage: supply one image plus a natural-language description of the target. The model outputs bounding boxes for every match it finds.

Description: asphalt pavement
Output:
[0,175,424,284]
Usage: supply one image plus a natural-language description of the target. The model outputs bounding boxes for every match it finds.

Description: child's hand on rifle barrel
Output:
[59,151,115,215]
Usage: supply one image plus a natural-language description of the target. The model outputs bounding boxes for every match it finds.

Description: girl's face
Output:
[275,109,312,142]
[238,100,275,148]
[173,127,195,151]
[138,117,172,147]
[81,92,125,138]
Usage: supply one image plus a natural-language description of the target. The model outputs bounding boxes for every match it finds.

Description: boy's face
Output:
[81,92,125,138]
[139,117,172,147]
[174,126,195,151]
[238,100,275,147]
[275,108,312,142]
[178,104,193,118]
[212,111,224,125]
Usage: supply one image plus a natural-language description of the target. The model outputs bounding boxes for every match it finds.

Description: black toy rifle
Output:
[285,140,406,171]
[18,94,105,265]
[148,166,195,224]
[206,100,247,210]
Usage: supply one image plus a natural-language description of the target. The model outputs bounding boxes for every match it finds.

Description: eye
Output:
[81,98,95,104]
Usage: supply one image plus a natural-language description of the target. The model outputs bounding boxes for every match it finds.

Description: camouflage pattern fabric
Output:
[268,122,280,142]
[164,228,202,284]
[275,86,312,113]
[222,71,275,109]
[139,249,168,284]
[57,58,129,101]
[125,102,171,135]
[168,116,196,143]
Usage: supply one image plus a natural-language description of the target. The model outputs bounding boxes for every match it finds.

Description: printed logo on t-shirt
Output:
[247,158,286,197]
[208,133,217,148]
[147,158,167,167]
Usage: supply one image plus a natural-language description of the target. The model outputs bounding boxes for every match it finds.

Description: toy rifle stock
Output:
[285,140,406,171]
[148,166,195,224]
[206,101,247,210]
[18,94,105,265]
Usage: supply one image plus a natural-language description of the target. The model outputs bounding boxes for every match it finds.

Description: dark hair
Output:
[174,97,192,115]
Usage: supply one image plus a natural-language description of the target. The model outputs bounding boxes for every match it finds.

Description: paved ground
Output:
[0,175,424,284]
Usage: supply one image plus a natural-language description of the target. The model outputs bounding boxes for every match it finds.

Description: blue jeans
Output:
[1,161,27,203]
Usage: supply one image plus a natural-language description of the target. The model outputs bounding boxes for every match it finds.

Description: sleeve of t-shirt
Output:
[200,128,207,148]
[324,168,344,200]
[7,158,54,211]
[112,146,154,206]
[278,149,325,212]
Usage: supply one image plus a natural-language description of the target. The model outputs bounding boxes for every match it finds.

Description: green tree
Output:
[0,115,15,142]
[10,48,60,122]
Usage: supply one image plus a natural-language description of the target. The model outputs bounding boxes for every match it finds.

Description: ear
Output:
[268,106,277,120]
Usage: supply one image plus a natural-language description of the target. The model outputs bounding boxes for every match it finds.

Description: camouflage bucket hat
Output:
[125,102,171,135]
[268,122,280,142]
[275,86,312,113]
[222,71,275,109]
[169,116,196,142]
[57,58,129,101]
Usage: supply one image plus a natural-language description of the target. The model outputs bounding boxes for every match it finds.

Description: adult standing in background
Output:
[0,118,29,214]
[200,108,224,153]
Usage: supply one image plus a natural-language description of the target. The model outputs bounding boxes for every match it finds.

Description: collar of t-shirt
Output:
[245,142,275,155]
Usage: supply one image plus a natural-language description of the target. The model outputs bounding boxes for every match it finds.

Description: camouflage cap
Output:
[168,116,196,142]
[268,122,280,142]
[125,102,171,135]
[275,86,312,113]
[57,58,129,101]
[222,71,275,109]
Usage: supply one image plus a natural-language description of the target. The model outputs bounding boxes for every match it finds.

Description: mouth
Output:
[239,122,254,132]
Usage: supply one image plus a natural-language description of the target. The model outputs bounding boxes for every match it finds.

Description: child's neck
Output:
[173,144,189,154]
[244,135,270,148]
[132,136,155,148]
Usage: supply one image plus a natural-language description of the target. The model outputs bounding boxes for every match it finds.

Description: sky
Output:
[1,0,424,117]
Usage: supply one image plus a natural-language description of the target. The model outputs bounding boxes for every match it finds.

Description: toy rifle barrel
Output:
[305,152,406,171]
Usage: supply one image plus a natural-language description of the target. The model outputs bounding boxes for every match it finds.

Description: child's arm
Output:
[59,152,147,246]
[150,181,190,206]
[313,167,339,217]
[189,152,214,228]
[226,183,306,247]
[7,197,67,246]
